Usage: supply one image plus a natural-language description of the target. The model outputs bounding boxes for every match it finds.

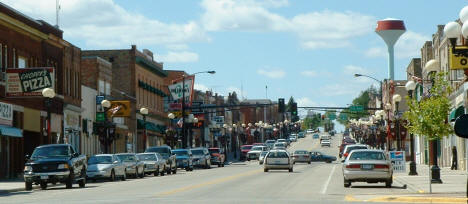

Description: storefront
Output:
[0,102,22,178]
[64,105,81,153]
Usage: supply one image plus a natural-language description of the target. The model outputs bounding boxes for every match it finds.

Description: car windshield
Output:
[173,151,189,156]
[88,156,112,164]
[209,149,220,154]
[294,150,308,154]
[116,154,136,162]
[192,150,204,155]
[346,146,367,153]
[349,152,386,160]
[251,146,263,151]
[265,140,275,144]
[137,154,157,161]
[274,143,285,147]
[146,147,170,155]
[277,139,286,142]
[31,146,69,158]
[267,151,289,158]
[241,146,252,150]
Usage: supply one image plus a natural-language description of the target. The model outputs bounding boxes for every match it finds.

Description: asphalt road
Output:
[0,133,411,204]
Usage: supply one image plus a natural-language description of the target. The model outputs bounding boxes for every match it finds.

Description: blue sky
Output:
[3,0,466,124]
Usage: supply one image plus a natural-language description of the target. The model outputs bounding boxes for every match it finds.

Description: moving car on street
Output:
[240,145,253,160]
[208,148,225,167]
[87,154,126,182]
[273,142,286,150]
[146,145,177,174]
[264,149,293,172]
[342,149,393,188]
[247,145,268,160]
[342,144,369,159]
[310,151,336,163]
[292,150,311,164]
[191,148,211,169]
[173,149,194,171]
[313,134,320,139]
[115,153,145,178]
[298,132,305,138]
[258,151,268,165]
[289,135,297,142]
[265,140,276,149]
[321,139,331,147]
[137,153,166,176]
[276,139,288,147]
[24,144,87,190]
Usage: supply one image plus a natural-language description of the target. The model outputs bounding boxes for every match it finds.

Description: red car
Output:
[240,145,253,160]
[208,148,225,167]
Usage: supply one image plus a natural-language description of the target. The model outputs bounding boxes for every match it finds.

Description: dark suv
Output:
[146,146,177,174]
[24,144,87,190]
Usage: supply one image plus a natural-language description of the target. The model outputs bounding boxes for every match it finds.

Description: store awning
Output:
[450,106,465,121]
[0,125,23,138]
[137,119,167,134]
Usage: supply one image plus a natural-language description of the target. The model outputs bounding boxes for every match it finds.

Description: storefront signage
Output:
[389,151,406,173]
[6,67,54,97]
[450,48,468,69]
[213,116,224,125]
[108,101,131,117]
[0,102,13,126]
[168,75,194,102]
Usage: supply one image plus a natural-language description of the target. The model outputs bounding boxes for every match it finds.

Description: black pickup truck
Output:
[145,146,177,174]
[24,144,87,190]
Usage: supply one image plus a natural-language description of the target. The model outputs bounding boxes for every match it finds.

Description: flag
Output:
[109,105,122,116]
[177,118,183,128]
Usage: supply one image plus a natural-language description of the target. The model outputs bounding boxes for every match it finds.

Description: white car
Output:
[247,146,268,160]
[342,144,369,159]
[321,139,331,147]
[273,142,286,150]
[264,149,293,172]
[342,149,393,188]
[289,136,297,142]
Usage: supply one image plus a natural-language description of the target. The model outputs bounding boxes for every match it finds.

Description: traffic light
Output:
[278,98,285,113]
[291,102,297,116]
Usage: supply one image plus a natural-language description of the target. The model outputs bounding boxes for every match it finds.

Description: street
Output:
[0,134,412,204]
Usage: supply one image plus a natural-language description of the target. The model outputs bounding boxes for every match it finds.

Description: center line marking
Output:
[321,164,336,194]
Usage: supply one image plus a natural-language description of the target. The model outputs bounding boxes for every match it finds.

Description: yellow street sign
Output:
[450,47,468,70]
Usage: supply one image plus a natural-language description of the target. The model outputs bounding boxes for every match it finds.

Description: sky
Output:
[2,0,466,130]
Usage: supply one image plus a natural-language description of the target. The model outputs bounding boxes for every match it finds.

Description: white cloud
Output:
[365,30,430,59]
[166,44,190,51]
[156,51,199,63]
[297,97,317,107]
[301,70,317,77]
[194,83,209,92]
[257,69,286,78]
[343,65,369,75]
[3,0,209,49]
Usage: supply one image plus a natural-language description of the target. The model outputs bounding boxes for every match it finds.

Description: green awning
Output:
[450,106,465,121]
[137,119,167,134]
[0,125,23,137]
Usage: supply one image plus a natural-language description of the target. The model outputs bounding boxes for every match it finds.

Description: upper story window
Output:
[98,80,105,95]
[18,56,27,68]
[105,82,111,96]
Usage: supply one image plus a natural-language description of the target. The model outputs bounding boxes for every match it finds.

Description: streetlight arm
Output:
[355,73,382,84]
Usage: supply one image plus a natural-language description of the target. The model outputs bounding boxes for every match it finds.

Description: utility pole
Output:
[181,76,186,148]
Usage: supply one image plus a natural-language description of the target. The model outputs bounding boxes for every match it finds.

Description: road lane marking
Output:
[321,164,336,194]
[155,168,262,197]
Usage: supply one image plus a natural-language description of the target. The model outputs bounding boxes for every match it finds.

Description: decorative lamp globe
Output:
[393,94,402,103]
[140,107,149,115]
[193,118,198,123]
[444,21,461,38]
[405,80,417,91]
[168,113,175,119]
[460,6,468,23]
[42,88,55,98]
[101,99,111,108]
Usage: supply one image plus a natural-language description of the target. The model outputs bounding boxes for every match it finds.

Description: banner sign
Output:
[449,48,468,70]
[0,102,13,126]
[6,67,54,97]
[389,151,406,173]
[168,75,194,102]
[108,101,131,117]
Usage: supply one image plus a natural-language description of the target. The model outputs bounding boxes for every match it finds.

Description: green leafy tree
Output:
[404,72,453,141]
[337,86,376,126]
[301,113,321,130]
[286,96,295,112]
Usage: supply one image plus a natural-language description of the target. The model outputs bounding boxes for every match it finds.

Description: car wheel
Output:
[25,182,33,191]
[79,169,86,188]
[172,167,177,174]
[154,168,159,177]
[289,168,293,172]
[160,167,165,176]
[344,178,351,188]
[167,165,172,174]
[122,170,127,181]
[308,161,311,164]
[264,168,268,172]
[110,170,116,181]
[139,168,145,178]
[65,174,73,189]
[218,163,221,167]
[207,161,211,169]
[40,182,47,190]
[385,178,393,188]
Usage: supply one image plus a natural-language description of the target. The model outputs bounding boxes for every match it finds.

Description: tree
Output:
[404,72,452,141]
[301,113,321,130]
[286,96,295,113]
[337,86,376,126]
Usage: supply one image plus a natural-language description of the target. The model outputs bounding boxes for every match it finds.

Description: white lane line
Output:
[321,164,336,194]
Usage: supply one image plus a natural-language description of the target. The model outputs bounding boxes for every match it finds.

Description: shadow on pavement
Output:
[0,191,33,197]
[350,184,407,189]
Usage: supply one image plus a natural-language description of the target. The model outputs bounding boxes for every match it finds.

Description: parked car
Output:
[115,153,145,178]
[146,146,177,174]
[264,149,293,172]
[258,151,268,165]
[273,142,286,150]
[173,149,194,171]
[292,150,311,164]
[321,139,331,147]
[87,154,126,182]
[313,134,320,139]
[265,140,276,149]
[252,143,265,146]
[342,144,369,159]
[247,146,268,160]
[137,153,166,176]
[320,135,331,142]
[191,148,211,169]
[298,132,305,138]
[240,145,253,160]
[310,151,336,163]
[208,148,225,167]
[24,144,87,190]
[306,129,314,134]
[342,149,393,188]
[289,135,297,142]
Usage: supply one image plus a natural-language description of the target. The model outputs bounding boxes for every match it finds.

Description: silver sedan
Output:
[342,149,393,188]
[292,150,311,164]
[116,153,145,178]
[87,154,126,181]
[137,153,166,176]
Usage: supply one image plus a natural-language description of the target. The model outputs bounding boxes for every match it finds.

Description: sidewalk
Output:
[0,178,33,193]
[393,162,467,198]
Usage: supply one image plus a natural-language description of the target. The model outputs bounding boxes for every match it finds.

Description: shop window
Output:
[18,56,27,68]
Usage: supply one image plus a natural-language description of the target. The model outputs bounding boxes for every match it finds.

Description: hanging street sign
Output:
[349,105,364,112]
[168,75,195,102]
[449,48,468,69]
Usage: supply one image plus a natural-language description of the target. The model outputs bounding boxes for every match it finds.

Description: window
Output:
[105,82,111,96]
[98,80,105,95]
[18,56,27,68]
[12,48,15,68]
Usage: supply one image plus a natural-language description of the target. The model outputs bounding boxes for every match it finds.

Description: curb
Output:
[367,196,468,203]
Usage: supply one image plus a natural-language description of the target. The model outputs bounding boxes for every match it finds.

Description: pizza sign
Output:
[6,68,54,97]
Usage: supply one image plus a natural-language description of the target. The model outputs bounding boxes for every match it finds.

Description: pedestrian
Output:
[451,146,458,170]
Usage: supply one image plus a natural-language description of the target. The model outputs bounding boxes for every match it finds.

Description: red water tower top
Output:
[376,18,406,31]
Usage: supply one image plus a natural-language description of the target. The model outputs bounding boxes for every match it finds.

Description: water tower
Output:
[375,18,406,80]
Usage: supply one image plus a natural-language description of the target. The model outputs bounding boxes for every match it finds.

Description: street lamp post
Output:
[168,113,175,148]
[42,88,55,144]
[140,107,149,151]
[101,99,111,153]
[354,73,383,109]
[405,80,418,176]
[384,102,392,150]
[393,94,402,151]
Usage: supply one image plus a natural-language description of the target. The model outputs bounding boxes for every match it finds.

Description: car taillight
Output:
[346,164,360,169]
[343,153,349,157]
[303,155,309,157]
[293,155,299,158]
[374,164,389,169]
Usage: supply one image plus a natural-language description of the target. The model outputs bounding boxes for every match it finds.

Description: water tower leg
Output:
[388,45,395,80]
